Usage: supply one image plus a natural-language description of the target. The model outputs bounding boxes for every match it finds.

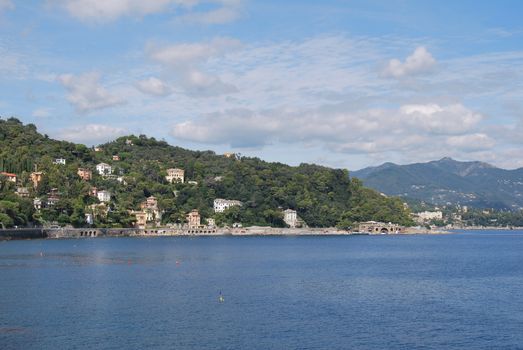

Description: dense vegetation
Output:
[0,117,414,228]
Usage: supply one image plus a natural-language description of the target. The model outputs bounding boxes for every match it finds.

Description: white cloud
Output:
[136,77,172,96]
[52,0,243,23]
[148,37,241,67]
[32,108,52,118]
[0,0,14,12]
[58,72,125,113]
[170,103,486,152]
[57,124,127,145]
[176,5,241,24]
[383,46,436,78]
[445,133,495,151]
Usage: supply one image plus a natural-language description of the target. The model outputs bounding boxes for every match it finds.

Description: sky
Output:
[1,0,523,170]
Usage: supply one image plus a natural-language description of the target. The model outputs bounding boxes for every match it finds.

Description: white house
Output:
[97,190,111,203]
[213,198,242,213]
[96,163,112,175]
[283,209,298,228]
[166,168,184,183]
[53,158,66,165]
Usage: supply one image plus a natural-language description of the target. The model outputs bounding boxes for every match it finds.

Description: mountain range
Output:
[352,158,523,210]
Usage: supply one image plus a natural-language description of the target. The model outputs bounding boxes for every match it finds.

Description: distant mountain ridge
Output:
[352,158,523,210]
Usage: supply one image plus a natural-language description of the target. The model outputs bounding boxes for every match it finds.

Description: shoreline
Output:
[0,226,452,240]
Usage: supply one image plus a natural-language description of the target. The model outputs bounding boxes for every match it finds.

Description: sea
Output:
[1,231,523,349]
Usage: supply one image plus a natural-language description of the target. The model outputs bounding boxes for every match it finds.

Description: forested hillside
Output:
[0,117,413,228]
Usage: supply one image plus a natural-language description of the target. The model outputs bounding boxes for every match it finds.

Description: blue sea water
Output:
[2,231,523,349]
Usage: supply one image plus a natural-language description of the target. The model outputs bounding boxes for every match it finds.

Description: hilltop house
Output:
[214,198,242,213]
[97,190,111,203]
[16,187,30,198]
[0,172,17,183]
[30,171,43,188]
[77,168,92,181]
[96,163,112,175]
[166,168,184,183]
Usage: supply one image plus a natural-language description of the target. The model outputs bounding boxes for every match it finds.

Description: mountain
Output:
[0,117,413,228]
[352,157,523,210]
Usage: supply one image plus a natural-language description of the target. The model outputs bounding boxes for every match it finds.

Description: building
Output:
[414,211,443,224]
[207,218,216,227]
[125,139,133,146]
[47,188,60,206]
[30,171,43,188]
[96,163,112,175]
[112,155,120,161]
[213,198,242,213]
[33,198,42,210]
[186,209,201,228]
[94,147,102,152]
[283,209,298,228]
[77,168,92,181]
[89,187,98,197]
[0,172,17,183]
[16,187,30,198]
[97,190,111,203]
[131,211,148,229]
[224,152,236,159]
[166,168,184,183]
[53,158,66,165]
[85,213,94,225]
[358,221,404,234]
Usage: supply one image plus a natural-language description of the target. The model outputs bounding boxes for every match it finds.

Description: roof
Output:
[0,172,16,177]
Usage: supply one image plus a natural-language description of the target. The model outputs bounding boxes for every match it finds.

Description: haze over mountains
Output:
[352,158,523,210]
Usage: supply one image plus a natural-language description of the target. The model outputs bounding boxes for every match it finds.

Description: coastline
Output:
[0,226,452,240]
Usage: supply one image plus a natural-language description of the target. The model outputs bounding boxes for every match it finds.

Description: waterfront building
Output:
[97,190,111,203]
[139,196,162,225]
[0,172,17,183]
[283,209,298,228]
[213,198,242,213]
[53,158,66,165]
[186,209,201,228]
[358,221,403,234]
[166,168,184,183]
[131,211,148,229]
[96,162,112,175]
[30,171,43,188]
[77,168,92,181]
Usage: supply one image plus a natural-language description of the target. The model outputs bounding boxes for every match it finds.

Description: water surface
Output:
[2,231,523,349]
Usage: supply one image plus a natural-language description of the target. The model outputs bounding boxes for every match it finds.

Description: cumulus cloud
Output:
[136,77,172,96]
[57,124,127,145]
[147,37,240,96]
[58,72,125,113]
[383,46,436,78]
[171,103,486,153]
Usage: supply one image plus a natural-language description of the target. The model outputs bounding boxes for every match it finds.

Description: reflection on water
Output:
[1,233,523,350]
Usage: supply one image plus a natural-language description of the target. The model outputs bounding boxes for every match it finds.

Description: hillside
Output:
[0,117,413,228]
[353,157,523,210]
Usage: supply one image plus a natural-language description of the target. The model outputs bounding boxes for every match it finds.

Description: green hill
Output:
[0,117,413,228]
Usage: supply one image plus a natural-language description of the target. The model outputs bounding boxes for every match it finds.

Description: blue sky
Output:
[1,0,523,170]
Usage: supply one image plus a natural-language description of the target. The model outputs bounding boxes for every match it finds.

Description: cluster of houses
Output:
[1,150,304,229]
